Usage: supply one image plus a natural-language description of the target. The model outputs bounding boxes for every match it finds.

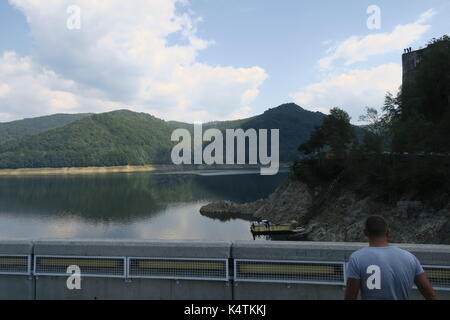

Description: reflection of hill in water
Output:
[195,172,287,203]
[0,172,287,223]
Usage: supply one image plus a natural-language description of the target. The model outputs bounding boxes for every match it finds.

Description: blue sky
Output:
[0,0,449,123]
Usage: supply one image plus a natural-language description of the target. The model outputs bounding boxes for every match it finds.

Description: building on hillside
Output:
[402,47,426,84]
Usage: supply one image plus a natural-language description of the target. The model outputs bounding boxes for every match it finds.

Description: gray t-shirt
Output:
[347,246,425,300]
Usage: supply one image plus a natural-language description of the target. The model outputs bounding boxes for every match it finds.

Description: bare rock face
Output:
[199,200,264,221]
[438,220,450,243]
[253,180,313,224]
[199,180,313,224]
[304,192,450,244]
[199,178,450,244]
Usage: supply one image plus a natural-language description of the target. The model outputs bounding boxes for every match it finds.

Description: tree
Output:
[322,108,355,153]
[359,107,388,153]
[299,126,325,155]
[299,107,355,156]
[359,107,383,134]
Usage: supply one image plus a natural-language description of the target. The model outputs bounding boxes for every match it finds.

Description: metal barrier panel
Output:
[0,255,31,276]
[34,255,126,278]
[234,259,346,285]
[423,266,450,291]
[128,257,229,281]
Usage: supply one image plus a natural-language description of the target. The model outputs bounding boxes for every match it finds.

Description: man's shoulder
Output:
[349,246,371,259]
[350,246,417,260]
[392,247,421,263]
[388,246,417,257]
[350,245,410,256]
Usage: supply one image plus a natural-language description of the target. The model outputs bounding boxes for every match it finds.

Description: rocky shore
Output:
[200,179,450,244]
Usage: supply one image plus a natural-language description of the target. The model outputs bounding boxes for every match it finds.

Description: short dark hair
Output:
[365,215,389,237]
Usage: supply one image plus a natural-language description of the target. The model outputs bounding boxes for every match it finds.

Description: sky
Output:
[0,0,449,124]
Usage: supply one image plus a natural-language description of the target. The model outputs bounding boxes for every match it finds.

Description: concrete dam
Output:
[0,239,449,300]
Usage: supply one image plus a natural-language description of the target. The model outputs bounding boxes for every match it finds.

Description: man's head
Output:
[364,215,390,240]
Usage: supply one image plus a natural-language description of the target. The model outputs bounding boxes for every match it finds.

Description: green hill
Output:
[190,103,325,162]
[203,116,258,131]
[240,103,325,161]
[0,104,326,169]
[0,113,92,143]
[0,110,176,168]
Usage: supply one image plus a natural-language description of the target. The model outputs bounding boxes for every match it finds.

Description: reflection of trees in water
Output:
[0,174,204,222]
[196,173,287,203]
[0,172,286,223]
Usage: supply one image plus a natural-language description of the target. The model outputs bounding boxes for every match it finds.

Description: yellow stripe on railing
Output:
[425,268,450,280]
[238,263,336,275]
[39,258,120,268]
[0,257,27,266]
[136,260,224,271]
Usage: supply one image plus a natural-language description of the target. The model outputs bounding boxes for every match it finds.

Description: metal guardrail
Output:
[32,255,228,281]
[423,266,450,291]
[0,252,447,292]
[0,255,31,276]
[128,257,229,281]
[234,259,346,286]
[34,255,126,278]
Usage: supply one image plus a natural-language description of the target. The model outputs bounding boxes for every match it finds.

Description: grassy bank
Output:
[0,165,159,176]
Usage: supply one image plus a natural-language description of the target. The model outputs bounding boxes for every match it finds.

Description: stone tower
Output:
[402,48,426,84]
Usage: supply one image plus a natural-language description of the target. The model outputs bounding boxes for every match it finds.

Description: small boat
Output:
[250,220,305,236]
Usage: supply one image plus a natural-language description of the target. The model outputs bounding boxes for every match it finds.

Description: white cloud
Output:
[1,0,267,122]
[136,64,267,122]
[318,9,437,70]
[291,64,402,121]
[291,8,437,122]
[0,51,124,121]
[0,84,11,97]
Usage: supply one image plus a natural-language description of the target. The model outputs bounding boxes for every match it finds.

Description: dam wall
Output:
[0,239,448,300]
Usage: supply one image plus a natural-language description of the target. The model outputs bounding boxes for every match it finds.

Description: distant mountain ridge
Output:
[0,113,92,143]
[0,110,174,168]
[0,104,326,169]
[240,103,325,161]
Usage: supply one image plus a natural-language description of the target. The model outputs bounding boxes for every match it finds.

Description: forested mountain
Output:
[0,104,327,169]
[240,103,325,161]
[0,110,175,168]
[0,113,92,143]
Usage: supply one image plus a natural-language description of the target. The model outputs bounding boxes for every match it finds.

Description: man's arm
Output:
[414,273,438,300]
[344,278,361,300]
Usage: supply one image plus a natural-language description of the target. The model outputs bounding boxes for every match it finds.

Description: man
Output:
[345,215,437,300]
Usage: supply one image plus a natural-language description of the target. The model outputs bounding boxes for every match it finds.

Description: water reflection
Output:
[0,170,287,240]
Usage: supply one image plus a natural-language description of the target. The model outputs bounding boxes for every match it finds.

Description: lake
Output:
[0,169,288,241]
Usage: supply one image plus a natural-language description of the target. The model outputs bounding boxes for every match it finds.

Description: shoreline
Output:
[0,165,158,176]
[0,164,291,177]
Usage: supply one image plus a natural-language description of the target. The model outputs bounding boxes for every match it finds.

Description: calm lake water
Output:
[0,169,288,241]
